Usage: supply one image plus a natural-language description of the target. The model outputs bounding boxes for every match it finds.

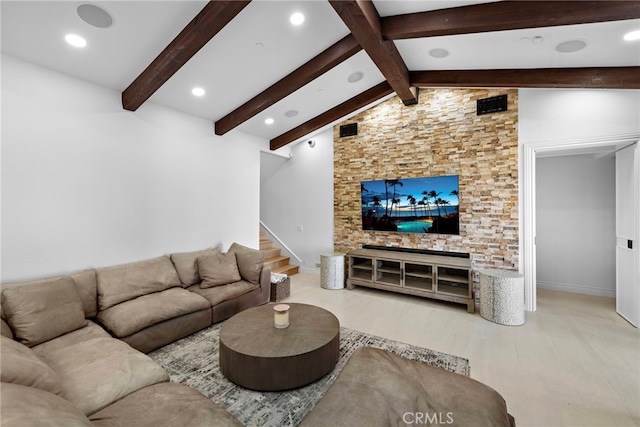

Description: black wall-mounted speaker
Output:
[477,95,508,115]
[339,123,358,137]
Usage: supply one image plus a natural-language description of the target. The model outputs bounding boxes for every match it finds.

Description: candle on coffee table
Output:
[273,304,290,328]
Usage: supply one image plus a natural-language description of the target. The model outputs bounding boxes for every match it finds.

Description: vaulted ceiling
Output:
[2,1,639,150]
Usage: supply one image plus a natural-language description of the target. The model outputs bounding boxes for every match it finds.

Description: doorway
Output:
[522,133,640,313]
[535,153,616,298]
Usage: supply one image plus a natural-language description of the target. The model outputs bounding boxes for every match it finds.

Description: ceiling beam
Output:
[410,67,640,89]
[328,0,417,106]
[215,34,362,135]
[270,82,393,150]
[381,1,640,40]
[122,1,251,111]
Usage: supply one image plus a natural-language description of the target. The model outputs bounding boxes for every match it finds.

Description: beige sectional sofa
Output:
[0,243,267,426]
[1,241,516,427]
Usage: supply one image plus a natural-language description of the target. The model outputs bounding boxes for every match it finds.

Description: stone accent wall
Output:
[333,88,519,278]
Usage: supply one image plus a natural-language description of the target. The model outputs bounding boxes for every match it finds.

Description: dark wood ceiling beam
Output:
[122,1,251,111]
[410,67,640,89]
[215,35,362,135]
[382,1,640,40]
[270,82,393,150]
[328,0,417,106]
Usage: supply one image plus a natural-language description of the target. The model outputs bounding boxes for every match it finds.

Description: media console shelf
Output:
[347,248,474,313]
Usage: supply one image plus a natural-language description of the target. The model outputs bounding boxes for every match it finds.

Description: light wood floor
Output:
[283,272,640,427]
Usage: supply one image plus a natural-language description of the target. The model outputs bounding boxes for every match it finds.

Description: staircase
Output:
[260,232,299,276]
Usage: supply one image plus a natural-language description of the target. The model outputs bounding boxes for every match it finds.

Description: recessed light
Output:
[265,118,275,125]
[555,39,588,53]
[348,71,364,83]
[192,87,205,97]
[284,110,299,118]
[77,3,114,29]
[624,30,640,41]
[290,12,304,26]
[428,48,449,58]
[65,34,87,48]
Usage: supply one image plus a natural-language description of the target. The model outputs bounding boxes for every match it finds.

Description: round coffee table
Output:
[219,303,340,391]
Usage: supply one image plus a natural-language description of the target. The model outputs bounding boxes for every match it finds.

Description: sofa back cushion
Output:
[0,336,65,396]
[1,276,88,347]
[0,383,93,427]
[228,243,265,285]
[70,269,98,318]
[1,299,13,339]
[96,256,182,311]
[170,247,221,287]
[198,252,242,289]
[1,317,13,339]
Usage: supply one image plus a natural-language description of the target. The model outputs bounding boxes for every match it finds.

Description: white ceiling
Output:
[2,1,639,143]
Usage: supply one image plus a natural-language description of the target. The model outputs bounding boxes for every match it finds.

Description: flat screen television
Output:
[360,175,459,235]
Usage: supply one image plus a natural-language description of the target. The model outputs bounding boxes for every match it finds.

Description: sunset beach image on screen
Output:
[360,175,459,235]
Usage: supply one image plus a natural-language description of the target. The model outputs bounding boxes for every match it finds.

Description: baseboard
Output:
[537,280,615,298]
[299,266,320,275]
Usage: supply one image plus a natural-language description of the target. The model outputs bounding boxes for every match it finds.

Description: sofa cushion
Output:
[1,276,87,347]
[37,337,169,416]
[32,321,111,357]
[188,280,259,307]
[170,247,220,287]
[96,256,182,311]
[228,242,265,284]
[89,382,242,427]
[96,288,211,338]
[0,383,93,427]
[300,347,513,427]
[0,336,65,397]
[1,317,13,339]
[70,269,98,318]
[199,252,242,289]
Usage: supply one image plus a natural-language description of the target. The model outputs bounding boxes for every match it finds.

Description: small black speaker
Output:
[339,123,358,137]
[477,95,508,115]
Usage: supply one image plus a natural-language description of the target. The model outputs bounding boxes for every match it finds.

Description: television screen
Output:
[360,175,459,235]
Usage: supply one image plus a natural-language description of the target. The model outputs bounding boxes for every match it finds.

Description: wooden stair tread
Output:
[271,264,299,275]
[260,229,298,275]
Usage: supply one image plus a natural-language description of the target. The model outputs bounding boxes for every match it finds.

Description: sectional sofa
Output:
[0,242,515,426]
[0,243,267,426]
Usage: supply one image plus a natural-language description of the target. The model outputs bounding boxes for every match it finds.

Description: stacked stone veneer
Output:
[334,88,519,281]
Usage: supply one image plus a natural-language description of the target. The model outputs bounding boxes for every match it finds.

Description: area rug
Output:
[148,323,470,427]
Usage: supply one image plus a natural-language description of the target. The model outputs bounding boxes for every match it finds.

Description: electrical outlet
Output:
[297,225,303,232]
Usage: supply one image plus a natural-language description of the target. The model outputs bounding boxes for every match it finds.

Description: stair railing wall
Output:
[259,221,304,265]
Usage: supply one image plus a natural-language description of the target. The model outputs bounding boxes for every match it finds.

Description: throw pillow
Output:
[198,252,242,289]
[1,276,88,347]
[170,247,221,287]
[0,335,66,396]
[228,242,265,284]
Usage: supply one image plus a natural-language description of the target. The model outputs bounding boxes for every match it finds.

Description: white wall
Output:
[536,154,616,297]
[519,89,640,143]
[260,130,334,270]
[1,55,266,282]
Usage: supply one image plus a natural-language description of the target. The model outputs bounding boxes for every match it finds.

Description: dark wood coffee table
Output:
[219,303,340,391]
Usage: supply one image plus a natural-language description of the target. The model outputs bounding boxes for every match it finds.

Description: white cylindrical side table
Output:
[479,269,525,326]
[320,253,346,290]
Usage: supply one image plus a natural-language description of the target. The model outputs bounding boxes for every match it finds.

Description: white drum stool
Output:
[320,253,345,290]
[479,269,525,326]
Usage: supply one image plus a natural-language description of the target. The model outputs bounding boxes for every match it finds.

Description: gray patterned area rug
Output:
[148,323,470,427]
